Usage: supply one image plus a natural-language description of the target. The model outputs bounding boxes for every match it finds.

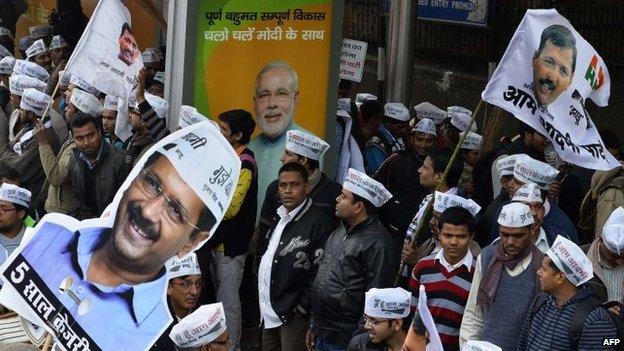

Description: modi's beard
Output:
[257,112,294,138]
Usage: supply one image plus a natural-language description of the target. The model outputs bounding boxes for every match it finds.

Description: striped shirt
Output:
[599,255,624,303]
[517,288,617,350]
[409,252,475,351]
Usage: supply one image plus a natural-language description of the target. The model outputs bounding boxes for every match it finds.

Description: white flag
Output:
[482,9,619,171]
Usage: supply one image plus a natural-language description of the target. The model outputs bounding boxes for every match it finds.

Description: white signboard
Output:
[340,39,367,83]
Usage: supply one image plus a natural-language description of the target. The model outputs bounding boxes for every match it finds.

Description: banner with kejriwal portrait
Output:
[482,9,619,171]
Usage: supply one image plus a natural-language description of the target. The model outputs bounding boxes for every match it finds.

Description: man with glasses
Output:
[170,302,233,351]
[0,183,30,264]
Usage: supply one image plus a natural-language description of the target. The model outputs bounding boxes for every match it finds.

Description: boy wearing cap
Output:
[25,39,51,73]
[101,95,123,149]
[458,131,482,198]
[363,102,409,175]
[517,236,618,350]
[347,288,410,351]
[460,202,544,350]
[0,183,30,261]
[169,303,231,351]
[308,169,400,351]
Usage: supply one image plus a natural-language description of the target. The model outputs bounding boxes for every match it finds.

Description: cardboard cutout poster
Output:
[482,9,619,171]
[0,121,240,351]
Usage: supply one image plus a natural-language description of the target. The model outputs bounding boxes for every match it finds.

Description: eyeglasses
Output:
[170,280,203,290]
[0,207,17,215]
[255,89,292,103]
[136,169,200,230]
[363,314,391,326]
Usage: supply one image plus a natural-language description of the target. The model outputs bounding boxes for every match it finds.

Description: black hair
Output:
[438,206,475,233]
[352,193,377,216]
[0,37,15,57]
[600,129,621,149]
[70,111,99,131]
[547,257,561,272]
[518,121,537,138]
[426,148,464,188]
[278,162,309,183]
[14,203,28,214]
[120,22,132,38]
[0,162,20,182]
[218,109,256,145]
[411,312,427,336]
[338,79,353,91]
[360,100,384,123]
[297,155,320,171]
[536,24,577,73]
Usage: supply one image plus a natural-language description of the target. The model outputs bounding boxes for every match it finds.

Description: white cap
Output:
[337,98,351,112]
[434,191,481,217]
[144,92,169,119]
[337,109,350,119]
[448,106,477,132]
[153,71,165,85]
[384,102,410,122]
[103,95,118,111]
[364,288,411,319]
[9,75,46,96]
[547,236,593,286]
[170,303,227,348]
[58,70,71,87]
[29,25,53,39]
[355,93,377,104]
[512,183,542,204]
[465,341,502,351]
[70,76,101,97]
[13,59,49,82]
[25,39,47,59]
[0,56,15,75]
[343,168,392,207]
[20,88,51,116]
[513,157,559,190]
[141,49,160,64]
[0,183,31,208]
[0,27,12,38]
[49,35,69,50]
[602,207,624,255]
[0,44,11,59]
[285,130,329,161]
[412,118,436,136]
[156,122,241,234]
[413,102,446,125]
[70,89,102,116]
[461,131,482,150]
[166,252,202,280]
[496,154,529,177]
[497,202,534,228]
[178,105,205,129]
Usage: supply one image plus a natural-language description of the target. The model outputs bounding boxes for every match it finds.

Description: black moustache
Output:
[128,202,159,241]
[538,78,555,91]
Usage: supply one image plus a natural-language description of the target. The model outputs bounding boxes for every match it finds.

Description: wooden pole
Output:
[42,333,52,351]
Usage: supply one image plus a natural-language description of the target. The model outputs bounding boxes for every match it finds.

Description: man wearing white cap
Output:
[586,207,624,304]
[334,107,364,184]
[0,88,60,202]
[357,99,384,150]
[169,303,231,351]
[48,35,70,68]
[142,48,162,89]
[363,102,409,175]
[517,236,618,350]
[257,162,335,351]
[460,202,544,350]
[0,56,14,146]
[102,95,123,149]
[308,169,400,351]
[0,183,30,261]
[441,106,476,150]
[149,71,165,98]
[347,288,410,350]
[25,39,51,73]
[458,131,482,197]
[7,73,46,141]
[258,129,341,240]
[16,122,240,350]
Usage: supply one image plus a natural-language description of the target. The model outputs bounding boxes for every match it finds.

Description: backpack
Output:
[530,293,624,350]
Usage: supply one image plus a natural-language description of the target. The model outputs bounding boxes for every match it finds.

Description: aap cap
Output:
[434,191,481,217]
[70,89,102,116]
[285,130,329,161]
[0,27,12,38]
[513,157,559,190]
[364,288,411,319]
[0,56,15,75]
[412,118,436,136]
[384,102,410,122]
[144,47,164,60]
[465,341,502,351]
[602,207,624,255]
[497,202,534,228]
[512,183,542,204]
[461,131,482,150]
[448,106,477,132]
[70,76,101,97]
[153,71,165,85]
[170,303,227,348]
[103,95,118,111]
[0,183,31,208]
[413,102,446,125]
[337,98,351,112]
[9,75,46,96]
[141,49,160,64]
[547,236,593,286]
[20,88,52,117]
[0,44,11,59]
[496,154,529,177]
[28,25,53,39]
[144,92,169,119]
[178,105,205,129]
[355,93,377,104]
[58,70,71,87]
[25,39,47,59]
[13,59,49,82]
[49,35,69,50]
[337,109,351,119]
[166,252,202,280]
[343,168,392,208]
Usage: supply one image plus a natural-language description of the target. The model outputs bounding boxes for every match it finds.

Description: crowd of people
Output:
[0,7,622,351]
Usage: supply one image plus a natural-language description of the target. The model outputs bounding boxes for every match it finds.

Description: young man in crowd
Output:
[169,303,231,351]
[0,183,30,262]
[102,95,123,149]
[364,102,410,175]
[458,131,482,198]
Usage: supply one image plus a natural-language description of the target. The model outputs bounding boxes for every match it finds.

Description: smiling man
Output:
[532,24,577,108]
[118,22,140,66]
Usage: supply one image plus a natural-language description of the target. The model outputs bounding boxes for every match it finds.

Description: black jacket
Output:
[256,197,336,323]
[259,171,342,239]
[347,333,388,351]
[311,216,400,347]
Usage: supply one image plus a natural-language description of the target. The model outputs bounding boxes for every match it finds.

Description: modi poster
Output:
[0,122,240,351]
[482,9,619,171]
[194,0,336,139]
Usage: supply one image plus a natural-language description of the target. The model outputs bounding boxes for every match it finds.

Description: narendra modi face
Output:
[253,65,299,138]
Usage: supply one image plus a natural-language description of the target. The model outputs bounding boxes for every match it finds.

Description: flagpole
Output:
[394,99,484,286]
[41,78,62,120]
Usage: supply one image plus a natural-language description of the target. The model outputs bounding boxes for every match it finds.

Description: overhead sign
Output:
[417,0,488,26]
[340,38,367,82]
